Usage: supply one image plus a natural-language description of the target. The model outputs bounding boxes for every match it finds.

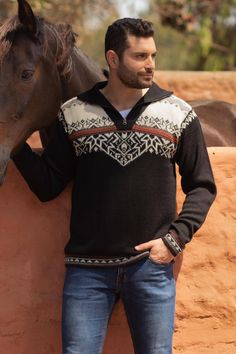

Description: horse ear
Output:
[17,0,37,34]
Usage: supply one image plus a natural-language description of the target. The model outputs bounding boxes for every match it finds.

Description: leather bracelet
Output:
[162,233,182,256]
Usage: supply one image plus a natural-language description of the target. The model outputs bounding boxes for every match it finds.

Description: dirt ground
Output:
[154,71,236,104]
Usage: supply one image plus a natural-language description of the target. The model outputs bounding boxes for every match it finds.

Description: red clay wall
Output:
[1,148,236,354]
[0,161,133,354]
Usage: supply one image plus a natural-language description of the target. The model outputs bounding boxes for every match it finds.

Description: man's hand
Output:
[135,238,174,264]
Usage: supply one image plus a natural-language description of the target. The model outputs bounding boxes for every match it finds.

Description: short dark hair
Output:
[105,18,154,59]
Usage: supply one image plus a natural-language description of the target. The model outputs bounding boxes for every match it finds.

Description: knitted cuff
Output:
[162,233,183,256]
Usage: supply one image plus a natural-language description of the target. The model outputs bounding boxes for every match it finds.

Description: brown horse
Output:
[190,100,236,146]
[1,0,236,187]
[0,0,104,184]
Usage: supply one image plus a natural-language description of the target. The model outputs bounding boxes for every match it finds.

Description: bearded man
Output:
[13,18,216,354]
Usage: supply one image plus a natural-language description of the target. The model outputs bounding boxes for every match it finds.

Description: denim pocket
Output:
[147,257,174,266]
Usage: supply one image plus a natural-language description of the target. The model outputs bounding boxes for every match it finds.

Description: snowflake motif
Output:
[73,131,177,166]
[60,96,197,167]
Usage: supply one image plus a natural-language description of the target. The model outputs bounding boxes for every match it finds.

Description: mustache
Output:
[139,70,154,76]
[141,68,154,74]
[139,68,154,76]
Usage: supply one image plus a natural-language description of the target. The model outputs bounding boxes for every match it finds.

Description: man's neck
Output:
[100,77,149,111]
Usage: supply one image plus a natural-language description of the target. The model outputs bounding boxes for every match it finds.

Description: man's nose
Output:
[145,56,155,70]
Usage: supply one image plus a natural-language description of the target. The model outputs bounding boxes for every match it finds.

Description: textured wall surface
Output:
[0,148,236,354]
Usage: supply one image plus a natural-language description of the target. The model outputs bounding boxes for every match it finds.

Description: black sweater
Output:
[13,82,216,266]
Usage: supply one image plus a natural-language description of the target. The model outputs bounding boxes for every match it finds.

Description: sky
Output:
[116,0,149,18]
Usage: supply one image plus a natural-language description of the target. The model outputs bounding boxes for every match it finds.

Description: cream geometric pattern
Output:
[60,97,113,135]
[59,94,197,167]
[72,131,177,166]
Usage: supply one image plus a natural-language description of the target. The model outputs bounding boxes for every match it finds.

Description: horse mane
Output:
[0,15,77,77]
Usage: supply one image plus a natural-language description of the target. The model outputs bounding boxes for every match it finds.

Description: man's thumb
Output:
[135,241,153,251]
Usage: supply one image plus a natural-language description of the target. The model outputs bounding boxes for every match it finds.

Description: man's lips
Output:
[141,74,154,79]
[140,72,154,78]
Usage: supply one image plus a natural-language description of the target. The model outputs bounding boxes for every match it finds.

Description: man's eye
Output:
[21,70,34,81]
[137,54,146,59]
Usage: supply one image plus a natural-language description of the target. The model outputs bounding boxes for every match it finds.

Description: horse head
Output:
[0,0,79,184]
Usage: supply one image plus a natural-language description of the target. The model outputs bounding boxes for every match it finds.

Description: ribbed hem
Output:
[65,251,149,267]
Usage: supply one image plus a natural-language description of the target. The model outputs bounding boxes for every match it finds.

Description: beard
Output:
[117,62,154,89]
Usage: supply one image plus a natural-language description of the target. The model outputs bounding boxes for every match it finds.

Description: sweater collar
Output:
[78,80,173,108]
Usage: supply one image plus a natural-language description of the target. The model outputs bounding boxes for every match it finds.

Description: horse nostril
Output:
[11,113,21,121]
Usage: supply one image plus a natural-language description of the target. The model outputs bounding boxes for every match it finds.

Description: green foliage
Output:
[1,0,236,71]
[153,23,198,70]
[150,0,236,70]
[80,14,117,68]
[203,53,225,71]
[199,18,212,58]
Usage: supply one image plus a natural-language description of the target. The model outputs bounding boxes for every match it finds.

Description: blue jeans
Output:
[62,257,176,354]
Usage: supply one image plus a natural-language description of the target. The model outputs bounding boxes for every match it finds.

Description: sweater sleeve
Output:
[12,114,76,202]
[168,109,217,246]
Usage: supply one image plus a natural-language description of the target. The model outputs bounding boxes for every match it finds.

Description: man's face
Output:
[116,35,156,89]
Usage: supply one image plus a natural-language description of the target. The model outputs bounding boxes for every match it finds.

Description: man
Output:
[13,18,216,354]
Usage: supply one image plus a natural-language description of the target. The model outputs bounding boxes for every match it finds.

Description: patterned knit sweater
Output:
[13,81,216,266]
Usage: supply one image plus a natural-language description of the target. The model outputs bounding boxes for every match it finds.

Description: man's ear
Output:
[106,50,119,68]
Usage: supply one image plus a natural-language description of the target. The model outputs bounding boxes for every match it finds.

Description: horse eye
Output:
[21,70,34,81]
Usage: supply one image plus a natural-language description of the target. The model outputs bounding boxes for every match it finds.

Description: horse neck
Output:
[60,47,105,102]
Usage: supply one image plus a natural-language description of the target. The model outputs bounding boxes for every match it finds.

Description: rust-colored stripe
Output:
[69,124,178,144]
[69,126,117,140]
[133,124,178,144]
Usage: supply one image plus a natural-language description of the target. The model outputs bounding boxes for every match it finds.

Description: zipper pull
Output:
[123,117,127,126]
